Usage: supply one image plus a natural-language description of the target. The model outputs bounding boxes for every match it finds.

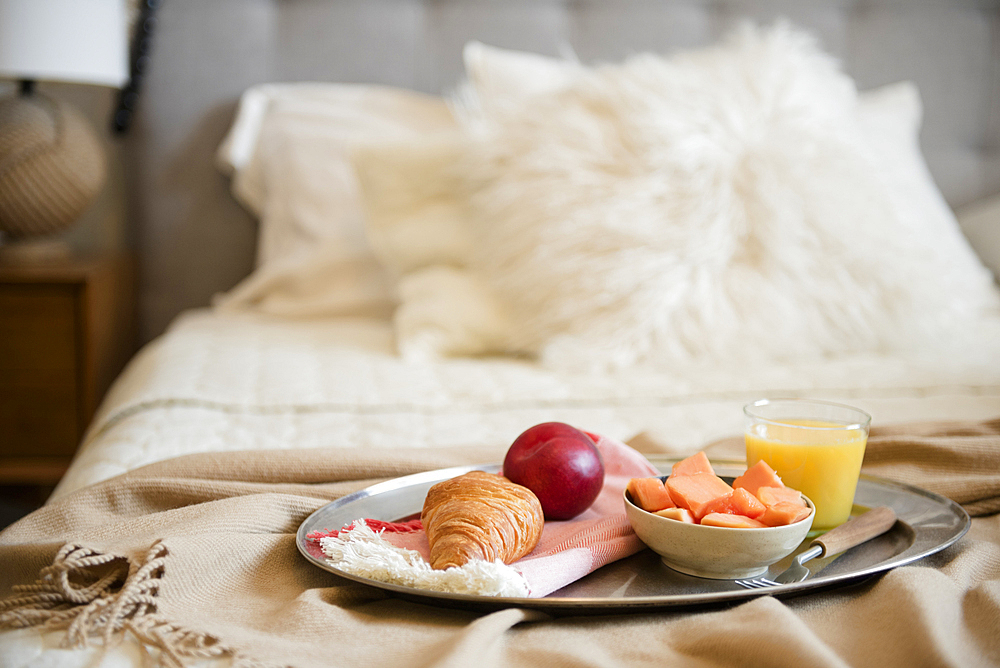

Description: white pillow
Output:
[456,41,584,119]
[214,83,456,318]
[356,25,1000,369]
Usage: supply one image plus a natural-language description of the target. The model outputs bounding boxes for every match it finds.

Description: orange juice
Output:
[745,419,867,530]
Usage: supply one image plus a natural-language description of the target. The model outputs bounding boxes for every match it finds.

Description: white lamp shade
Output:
[0,0,129,88]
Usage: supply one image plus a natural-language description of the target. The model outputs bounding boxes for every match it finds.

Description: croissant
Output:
[421,470,544,570]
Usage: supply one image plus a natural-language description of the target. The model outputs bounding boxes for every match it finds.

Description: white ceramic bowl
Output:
[624,486,815,579]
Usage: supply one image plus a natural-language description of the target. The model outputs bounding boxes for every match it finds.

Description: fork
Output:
[735,506,898,589]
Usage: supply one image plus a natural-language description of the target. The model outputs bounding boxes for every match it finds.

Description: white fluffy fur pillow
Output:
[356,25,1000,370]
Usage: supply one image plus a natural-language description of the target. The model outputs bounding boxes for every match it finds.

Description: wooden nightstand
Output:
[0,254,137,486]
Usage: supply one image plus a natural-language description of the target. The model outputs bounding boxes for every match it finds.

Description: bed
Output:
[3,2,1000,667]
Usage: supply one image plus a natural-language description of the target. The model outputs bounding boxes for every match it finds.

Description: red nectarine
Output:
[503,422,605,520]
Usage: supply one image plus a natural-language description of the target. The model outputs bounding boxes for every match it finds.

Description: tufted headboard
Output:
[126,0,1000,342]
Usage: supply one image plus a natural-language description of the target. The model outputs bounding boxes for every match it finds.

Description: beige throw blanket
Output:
[2,420,1000,668]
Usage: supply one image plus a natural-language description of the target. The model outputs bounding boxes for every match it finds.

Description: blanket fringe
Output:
[0,542,232,667]
[125,615,231,668]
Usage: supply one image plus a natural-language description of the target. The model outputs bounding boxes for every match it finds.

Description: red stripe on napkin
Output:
[307,518,423,542]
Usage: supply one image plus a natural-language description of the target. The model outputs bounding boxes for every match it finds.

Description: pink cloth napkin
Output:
[346,434,661,598]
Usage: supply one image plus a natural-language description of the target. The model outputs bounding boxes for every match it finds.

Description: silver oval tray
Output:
[296,458,970,613]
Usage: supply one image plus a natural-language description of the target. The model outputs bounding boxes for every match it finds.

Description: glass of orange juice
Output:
[744,398,871,532]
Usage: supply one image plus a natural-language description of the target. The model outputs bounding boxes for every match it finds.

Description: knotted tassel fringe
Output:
[0,542,233,667]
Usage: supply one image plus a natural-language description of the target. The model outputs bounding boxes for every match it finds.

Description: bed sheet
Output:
[53,308,1000,500]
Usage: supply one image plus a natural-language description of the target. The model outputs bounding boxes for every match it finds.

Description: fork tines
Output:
[735,578,779,589]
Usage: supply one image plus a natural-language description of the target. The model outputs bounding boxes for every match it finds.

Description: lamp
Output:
[0,0,129,262]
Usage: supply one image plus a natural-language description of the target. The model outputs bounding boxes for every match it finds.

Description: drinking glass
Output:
[744,398,871,532]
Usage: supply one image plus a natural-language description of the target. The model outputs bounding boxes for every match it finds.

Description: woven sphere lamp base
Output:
[0,92,107,253]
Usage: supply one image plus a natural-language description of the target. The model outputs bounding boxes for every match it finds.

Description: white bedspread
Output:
[54,308,1000,500]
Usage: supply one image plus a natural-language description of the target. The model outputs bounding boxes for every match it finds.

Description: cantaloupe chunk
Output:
[697,491,736,520]
[731,487,766,519]
[697,487,767,521]
[654,507,695,523]
[701,513,768,528]
[671,451,715,477]
[627,477,676,512]
[756,485,806,508]
[666,472,733,519]
[759,501,813,527]
[733,460,784,496]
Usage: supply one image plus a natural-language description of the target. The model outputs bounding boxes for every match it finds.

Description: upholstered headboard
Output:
[127,0,1000,342]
